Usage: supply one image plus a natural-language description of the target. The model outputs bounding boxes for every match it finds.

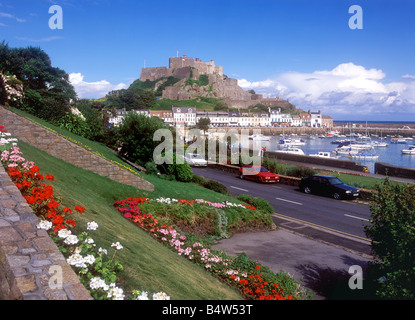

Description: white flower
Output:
[98,247,108,255]
[107,285,125,300]
[64,234,79,245]
[83,254,96,265]
[152,292,170,300]
[37,220,52,230]
[111,242,123,250]
[84,238,95,244]
[136,291,149,300]
[87,221,99,231]
[57,228,72,239]
[89,277,109,291]
[67,253,87,269]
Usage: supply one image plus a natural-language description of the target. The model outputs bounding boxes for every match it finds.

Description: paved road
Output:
[193,166,372,256]
[211,228,372,300]
[192,166,375,299]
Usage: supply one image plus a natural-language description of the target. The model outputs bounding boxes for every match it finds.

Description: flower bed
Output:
[116,196,273,239]
[1,141,169,300]
[115,197,313,300]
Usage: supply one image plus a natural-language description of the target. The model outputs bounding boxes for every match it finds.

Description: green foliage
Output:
[0,42,75,121]
[202,179,229,195]
[236,194,274,214]
[285,166,316,178]
[191,175,229,195]
[196,117,210,133]
[35,92,71,122]
[164,153,193,182]
[155,76,181,96]
[117,112,173,166]
[365,178,415,299]
[215,209,230,239]
[105,79,159,110]
[55,113,91,137]
[75,100,107,142]
[144,161,159,175]
[186,73,210,87]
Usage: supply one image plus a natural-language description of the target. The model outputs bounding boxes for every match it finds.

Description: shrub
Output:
[191,174,208,185]
[262,157,287,175]
[202,179,229,195]
[144,161,159,175]
[160,153,193,182]
[56,113,91,138]
[117,113,173,165]
[236,194,274,214]
[364,178,415,299]
[285,166,316,178]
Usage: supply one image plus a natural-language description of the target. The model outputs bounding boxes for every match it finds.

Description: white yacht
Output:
[275,148,305,155]
[349,150,379,161]
[249,134,270,141]
[309,151,339,159]
[278,138,305,148]
[402,145,415,155]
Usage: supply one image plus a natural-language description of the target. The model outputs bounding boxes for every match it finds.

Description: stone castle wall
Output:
[0,106,154,192]
[139,55,290,110]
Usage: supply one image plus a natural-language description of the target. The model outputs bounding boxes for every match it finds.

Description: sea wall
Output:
[0,165,92,300]
[374,162,415,179]
[0,106,154,192]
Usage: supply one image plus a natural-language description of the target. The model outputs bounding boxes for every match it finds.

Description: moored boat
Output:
[275,148,305,155]
[401,145,415,155]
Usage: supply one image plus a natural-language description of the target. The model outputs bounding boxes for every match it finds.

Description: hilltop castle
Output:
[139,54,291,109]
[140,55,223,81]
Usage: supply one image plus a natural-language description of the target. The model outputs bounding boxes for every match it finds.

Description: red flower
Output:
[74,205,85,214]
[45,174,55,181]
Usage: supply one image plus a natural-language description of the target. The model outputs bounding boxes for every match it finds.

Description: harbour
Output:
[248,127,415,175]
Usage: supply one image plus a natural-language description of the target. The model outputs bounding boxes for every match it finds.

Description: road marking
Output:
[344,214,369,222]
[273,213,371,243]
[275,198,303,206]
[230,186,249,192]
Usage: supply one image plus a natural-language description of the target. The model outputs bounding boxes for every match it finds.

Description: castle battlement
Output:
[140,54,223,82]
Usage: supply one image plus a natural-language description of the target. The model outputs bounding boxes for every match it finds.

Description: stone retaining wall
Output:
[0,106,154,191]
[0,165,92,300]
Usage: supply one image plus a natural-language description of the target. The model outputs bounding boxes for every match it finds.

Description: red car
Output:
[238,166,280,183]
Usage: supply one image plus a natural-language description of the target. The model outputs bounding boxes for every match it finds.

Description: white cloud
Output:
[0,11,25,22]
[69,73,128,99]
[16,36,64,42]
[238,63,415,119]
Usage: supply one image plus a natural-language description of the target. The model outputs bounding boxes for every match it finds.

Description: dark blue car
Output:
[299,174,360,200]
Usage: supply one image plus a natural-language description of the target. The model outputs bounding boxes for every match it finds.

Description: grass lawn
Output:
[17,141,242,300]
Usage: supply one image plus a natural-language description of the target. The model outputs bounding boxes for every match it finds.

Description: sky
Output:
[1,0,415,121]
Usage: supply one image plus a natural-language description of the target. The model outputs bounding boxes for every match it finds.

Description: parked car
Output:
[184,153,207,166]
[299,174,360,200]
[238,165,280,183]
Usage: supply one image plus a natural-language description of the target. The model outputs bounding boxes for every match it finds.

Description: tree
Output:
[196,117,211,135]
[0,42,76,121]
[117,112,173,165]
[364,178,415,299]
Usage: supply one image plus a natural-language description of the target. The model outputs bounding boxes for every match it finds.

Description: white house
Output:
[172,107,197,127]
[109,109,149,127]
[310,110,322,127]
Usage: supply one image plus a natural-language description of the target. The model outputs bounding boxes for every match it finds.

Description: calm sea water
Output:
[256,135,415,174]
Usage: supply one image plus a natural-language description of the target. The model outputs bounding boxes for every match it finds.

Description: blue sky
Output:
[1,0,415,121]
